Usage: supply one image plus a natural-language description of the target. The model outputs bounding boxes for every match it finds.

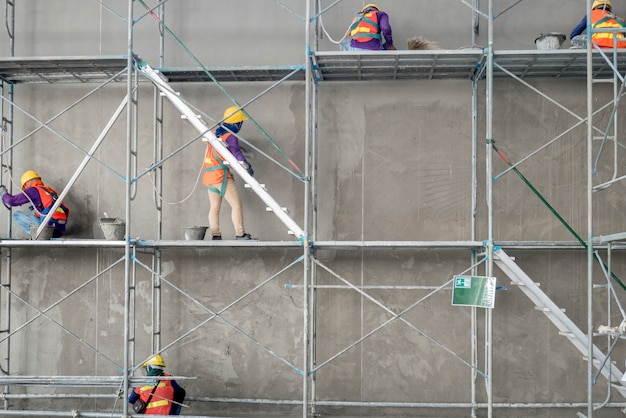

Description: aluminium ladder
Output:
[134,56,305,241]
[493,248,626,398]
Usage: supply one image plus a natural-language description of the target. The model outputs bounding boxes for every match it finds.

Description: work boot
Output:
[235,233,255,240]
[212,235,222,240]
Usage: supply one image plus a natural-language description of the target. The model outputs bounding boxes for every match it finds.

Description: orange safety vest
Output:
[349,11,381,42]
[202,133,234,195]
[34,185,69,223]
[136,377,175,415]
[592,9,626,48]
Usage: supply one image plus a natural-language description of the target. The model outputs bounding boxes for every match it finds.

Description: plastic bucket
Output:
[99,218,125,240]
[30,224,54,240]
[183,226,208,240]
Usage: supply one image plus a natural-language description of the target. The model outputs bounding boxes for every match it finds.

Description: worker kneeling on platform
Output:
[570,0,626,48]
[0,170,69,238]
[129,354,186,415]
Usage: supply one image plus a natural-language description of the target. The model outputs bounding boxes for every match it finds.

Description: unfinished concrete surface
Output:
[1,1,626,417]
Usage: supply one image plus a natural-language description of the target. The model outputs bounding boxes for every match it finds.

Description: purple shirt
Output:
[221,132,246,162]
[2,186,67,234]
[3,187,41,209]
[350,11,394,50]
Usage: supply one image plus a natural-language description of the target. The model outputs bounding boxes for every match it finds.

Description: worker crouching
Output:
[0,170,69,238]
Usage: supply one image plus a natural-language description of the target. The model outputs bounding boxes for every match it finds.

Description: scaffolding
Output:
[0,1,626,417]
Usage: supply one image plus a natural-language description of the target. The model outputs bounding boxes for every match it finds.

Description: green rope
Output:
[491,141,626,292]
[136,0,304,178]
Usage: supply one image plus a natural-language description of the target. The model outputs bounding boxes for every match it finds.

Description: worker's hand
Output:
[386,45,397,51]
[0,186,9,210]
[240,161,254,177]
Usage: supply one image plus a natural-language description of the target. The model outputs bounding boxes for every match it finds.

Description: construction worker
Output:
[202,106,256,240]
[570,0,626,48]
[348,3,396,51]
[128,354,186,415]
[0,170,69,238]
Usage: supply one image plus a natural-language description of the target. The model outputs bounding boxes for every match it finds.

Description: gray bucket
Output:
[30,224,54,240]
[183,226,208,240]
[534,33,566,50]
[99,217,125,240]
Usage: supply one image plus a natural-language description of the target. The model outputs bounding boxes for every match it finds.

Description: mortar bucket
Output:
[99,217,125,240]
[183,226,208,240]
[30,224,54,240]
[534,33,566,50]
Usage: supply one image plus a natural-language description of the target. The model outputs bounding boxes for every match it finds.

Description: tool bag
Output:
[132,385,157,414]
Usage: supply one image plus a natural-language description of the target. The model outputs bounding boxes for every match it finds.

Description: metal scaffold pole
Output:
[486,1,494,417]
[586,0,594,415]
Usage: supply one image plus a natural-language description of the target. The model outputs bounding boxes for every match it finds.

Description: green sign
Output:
[452,275,496,309]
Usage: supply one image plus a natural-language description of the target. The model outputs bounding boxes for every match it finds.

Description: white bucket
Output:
[99,218,125,240]
[535,33,566,50]
[30,224,54,240]
[183,226,208,240]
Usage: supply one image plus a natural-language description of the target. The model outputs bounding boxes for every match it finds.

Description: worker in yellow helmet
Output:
[128,354,186,415]
[0,170,70,238]
[570,0,626,48]
[201,106,256,240]
[347,3,396,51]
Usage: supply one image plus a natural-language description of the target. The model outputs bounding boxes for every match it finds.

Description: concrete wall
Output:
[2,1,626,417]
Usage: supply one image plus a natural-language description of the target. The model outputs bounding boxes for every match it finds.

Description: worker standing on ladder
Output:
[203,106,256,241]
[570,0,626,48]
[0,170,69,238]
[348,3,396,51]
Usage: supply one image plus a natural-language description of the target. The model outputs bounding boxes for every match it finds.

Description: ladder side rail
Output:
[135,58,305,240]
[494,249,626,389]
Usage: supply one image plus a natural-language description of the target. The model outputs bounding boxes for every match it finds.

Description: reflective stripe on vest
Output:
[349,11,381,42]
[202,133,233,196]
[34,186,69,222]
[592,9,626,47]
[141,379,174,415]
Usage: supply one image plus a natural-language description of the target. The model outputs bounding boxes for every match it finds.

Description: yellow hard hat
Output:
[20,170,41,190]
[142,354,166,369]
[223,106,248,124]
[361,3,380,12]
[592,0,612,9]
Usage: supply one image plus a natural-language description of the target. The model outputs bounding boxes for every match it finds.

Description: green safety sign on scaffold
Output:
[451,275,496,309]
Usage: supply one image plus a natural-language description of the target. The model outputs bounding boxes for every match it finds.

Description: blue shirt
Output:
[571,15,587,39]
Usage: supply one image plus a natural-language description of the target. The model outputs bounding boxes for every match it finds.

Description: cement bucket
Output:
[183,226,208,240]
[30,224,54,240]
[99,217,125,240]
[534,33,566,50]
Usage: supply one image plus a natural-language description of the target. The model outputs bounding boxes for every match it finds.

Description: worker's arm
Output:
[2,188,37,208]
[128,388,140,404]
[570,15,587,39]
[378,12,395,49]
[224,134,246,161]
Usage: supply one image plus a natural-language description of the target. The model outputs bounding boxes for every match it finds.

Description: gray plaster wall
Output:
[2,1,626,417]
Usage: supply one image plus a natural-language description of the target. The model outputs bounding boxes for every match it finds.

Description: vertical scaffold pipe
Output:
[135,57,305,240]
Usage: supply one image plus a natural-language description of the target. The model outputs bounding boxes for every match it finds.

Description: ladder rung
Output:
[245,183,266,190]
[511,282,541,287]
[592,78,615,84]
[266,207,288,213]
[535,306,566,313]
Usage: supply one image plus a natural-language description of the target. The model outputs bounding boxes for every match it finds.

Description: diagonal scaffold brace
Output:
[133,54,305,241]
